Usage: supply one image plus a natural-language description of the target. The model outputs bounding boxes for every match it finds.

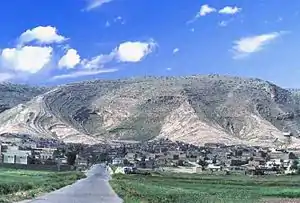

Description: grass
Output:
[110,173,300,203]
[0,168,86,203]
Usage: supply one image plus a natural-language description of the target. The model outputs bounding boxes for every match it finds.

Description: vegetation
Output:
[110,173,300,203]
[0,168,85,203]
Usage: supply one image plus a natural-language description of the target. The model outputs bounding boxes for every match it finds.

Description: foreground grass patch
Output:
[0,168,85,203]
[110,173,300,203]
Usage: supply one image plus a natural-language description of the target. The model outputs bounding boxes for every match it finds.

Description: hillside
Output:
[0,83,48,113]
[1,75,300,147]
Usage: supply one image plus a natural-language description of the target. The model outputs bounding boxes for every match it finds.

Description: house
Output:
[39,151,53,161]
[2,150,31,165]
[112,158,123,165]
[76,157,88,170]
[207,164,222,171]
[194,167,202,173]
[229,159,247,166]
[115,166,136,174]
[248,160,262,167]
[145,159,155,169]
[125,153,136,161]
[2,153,14,164]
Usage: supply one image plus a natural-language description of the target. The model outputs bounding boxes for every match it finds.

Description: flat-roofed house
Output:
[2,150,31,165]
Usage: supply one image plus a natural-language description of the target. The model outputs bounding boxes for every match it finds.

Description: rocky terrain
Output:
[1,75,300,147]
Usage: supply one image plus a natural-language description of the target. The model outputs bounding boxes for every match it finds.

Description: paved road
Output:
[21,164,122,203]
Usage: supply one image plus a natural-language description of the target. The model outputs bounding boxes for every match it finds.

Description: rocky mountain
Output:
[0,83,48,113]
[1,75,300,147]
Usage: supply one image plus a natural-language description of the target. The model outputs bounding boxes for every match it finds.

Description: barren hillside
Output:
[1,75,300,147]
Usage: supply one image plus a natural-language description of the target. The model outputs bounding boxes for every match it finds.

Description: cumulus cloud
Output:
[52,68,118,80]
[219,6,241,15]
[116,40,157,62]
[173,48,180,54]
[232,32,283,59]
[198,4,216,17]
[81,40,156,70]
[81,52,116,69]
[1,46,53,73]
[19,26,67,45]
[187,4,216,24]
[58,49,81,69]
[84,0,113,11]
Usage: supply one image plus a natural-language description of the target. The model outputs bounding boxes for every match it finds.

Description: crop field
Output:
[110,173,300,203]
[0,168,85,203]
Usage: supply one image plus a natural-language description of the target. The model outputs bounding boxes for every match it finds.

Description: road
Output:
[21,164,123,203]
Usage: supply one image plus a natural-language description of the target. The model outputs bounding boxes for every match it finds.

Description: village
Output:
[1,133,300,176]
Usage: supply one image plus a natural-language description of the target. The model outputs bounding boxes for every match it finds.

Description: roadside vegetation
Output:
[0,168,85,203]
[110,173,300,203]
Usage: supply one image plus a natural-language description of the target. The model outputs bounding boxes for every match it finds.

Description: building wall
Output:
[15,155,28,165]
[3,155,15,164]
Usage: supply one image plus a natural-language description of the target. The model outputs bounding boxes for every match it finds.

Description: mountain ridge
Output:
[1,74,300,147]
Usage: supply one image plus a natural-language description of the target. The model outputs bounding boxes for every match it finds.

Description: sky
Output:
[1,0,300,87]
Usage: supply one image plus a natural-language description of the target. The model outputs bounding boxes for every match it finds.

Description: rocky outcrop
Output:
[1,75,300,147]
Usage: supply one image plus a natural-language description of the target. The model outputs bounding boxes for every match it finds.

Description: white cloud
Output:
[52,68,117,80]
[1,46,53,73]
[219,6,241,15]
[81,52,116,69]
[80,40,157,71]
[232,32,283,59]
[198,4,216,17]
[166,68,172,71]
[116,40,157,62]
[187,4,216,24]
[19,26,67,45]
[54,39,157,81]
[58,49,81,69]
[173,48,180,54]
[84,0,113,11]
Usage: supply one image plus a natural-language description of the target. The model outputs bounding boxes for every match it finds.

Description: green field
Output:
[0,168,85,203]
[110,173,300,203]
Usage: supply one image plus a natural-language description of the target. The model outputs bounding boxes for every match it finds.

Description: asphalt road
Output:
[21,164,123,203]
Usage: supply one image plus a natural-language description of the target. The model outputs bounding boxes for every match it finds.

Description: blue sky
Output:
[1,0,300,87]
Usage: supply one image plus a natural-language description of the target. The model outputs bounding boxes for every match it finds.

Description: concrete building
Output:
[2,150,31,165]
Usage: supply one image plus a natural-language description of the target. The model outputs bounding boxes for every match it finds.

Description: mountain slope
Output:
[0,83,48,113]
[1,75,300,147]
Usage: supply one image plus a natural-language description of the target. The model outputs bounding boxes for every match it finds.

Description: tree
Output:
[178,160,184,166]
[289,152,298,160]
[198,159,208,169]
[123,159,130,166]
[291,160,299,171]
[66,152,77,166]
[99,152,109,162]
[212,155,217,164]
